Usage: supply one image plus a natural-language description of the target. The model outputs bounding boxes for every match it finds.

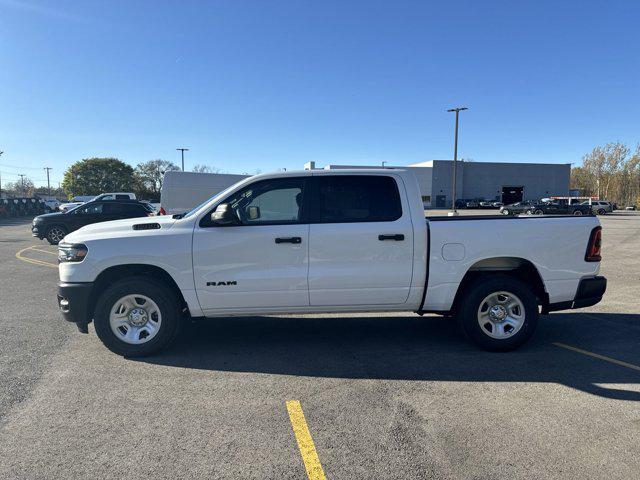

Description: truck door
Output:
[192,177,310,312]
[307,174,414,306]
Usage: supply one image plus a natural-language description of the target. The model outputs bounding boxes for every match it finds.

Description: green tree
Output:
[133,159,180,200]
[62,158,135,198]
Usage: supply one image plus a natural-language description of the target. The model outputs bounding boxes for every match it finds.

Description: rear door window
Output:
[312,175,402,223]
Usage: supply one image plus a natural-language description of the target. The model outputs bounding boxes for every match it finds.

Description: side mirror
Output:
[246,205,260,220]
[210,203,239,225]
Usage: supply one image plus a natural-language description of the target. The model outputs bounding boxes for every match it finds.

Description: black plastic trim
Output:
[57,282,94,332]
[416,223,431,314]
[545,276,606,313]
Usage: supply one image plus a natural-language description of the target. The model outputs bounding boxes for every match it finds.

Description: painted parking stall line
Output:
[553,342,640,373]
[286,400,327,480]
[15,246,58,269]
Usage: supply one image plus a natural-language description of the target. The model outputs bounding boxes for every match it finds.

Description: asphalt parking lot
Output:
[1,213,639,479]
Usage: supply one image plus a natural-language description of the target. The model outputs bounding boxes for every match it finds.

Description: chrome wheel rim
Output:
[573,210,582,216]
[477,291,525,339]
[109,294,162,344]
[48,227,65,243]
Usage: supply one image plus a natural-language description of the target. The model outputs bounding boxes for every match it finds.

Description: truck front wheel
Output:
[457,275,538,351]
[93,277,182,357]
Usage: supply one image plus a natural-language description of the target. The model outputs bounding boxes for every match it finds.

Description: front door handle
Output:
[275,237,302,244]
[378,234,405,241]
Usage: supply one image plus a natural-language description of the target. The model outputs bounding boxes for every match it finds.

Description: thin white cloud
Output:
[0,0,85,22]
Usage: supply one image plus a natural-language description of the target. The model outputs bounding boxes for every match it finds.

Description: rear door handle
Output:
[275,237,302,244]
[378,234,405,241]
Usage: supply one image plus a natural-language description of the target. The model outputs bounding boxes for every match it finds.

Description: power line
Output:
[0,163,46,171]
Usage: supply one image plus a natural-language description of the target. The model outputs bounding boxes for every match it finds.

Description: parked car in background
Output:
[59,195,96,212]
[32,199,154,244]
[529,199,592,216]
[499,201,536,216]
[479,200,496,209]
[581,200,613,215]
[44,199,61,212]
[492,201,504,208]
[94,192,137,201]
[465,199,480,209]
[625,205,637,211]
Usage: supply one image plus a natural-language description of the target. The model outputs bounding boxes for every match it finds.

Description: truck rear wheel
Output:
[93,277,182,357]
[457,275,538,351]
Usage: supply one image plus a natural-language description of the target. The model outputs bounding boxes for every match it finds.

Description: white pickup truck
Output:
[56,169,606,356]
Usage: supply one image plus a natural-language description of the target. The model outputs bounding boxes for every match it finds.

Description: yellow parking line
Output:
[286,400,327,480]
[553,342,640,372]
[28,247,57,255]
[15,246,58,269]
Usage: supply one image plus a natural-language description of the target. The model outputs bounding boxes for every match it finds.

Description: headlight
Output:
[58,243,88,263]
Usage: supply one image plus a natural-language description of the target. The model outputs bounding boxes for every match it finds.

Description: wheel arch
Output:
[89,264,188,320]
[450,257,548,314]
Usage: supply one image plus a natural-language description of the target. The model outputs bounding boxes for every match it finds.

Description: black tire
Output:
[45,225,67,245]
[597,208,606,215]
[93,277,182,357]
[456,274,538,351]
[573,210,583,216]
[502,209,510,216]
[534,209,544,215]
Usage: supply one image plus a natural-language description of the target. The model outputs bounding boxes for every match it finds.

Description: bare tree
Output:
[573,142,640,207]
[192,164,222,174]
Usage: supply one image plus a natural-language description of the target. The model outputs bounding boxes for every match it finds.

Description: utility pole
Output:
[0,150,3,199]
[18,174,26,196]
[446,107,468,215]
[176,148,189,171]
[44,167,52,197]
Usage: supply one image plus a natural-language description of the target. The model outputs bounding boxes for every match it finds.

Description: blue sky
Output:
[1,0,639,187]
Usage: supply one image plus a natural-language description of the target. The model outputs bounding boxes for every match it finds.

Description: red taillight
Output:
[585,226,602,262]
[158,206,166,215]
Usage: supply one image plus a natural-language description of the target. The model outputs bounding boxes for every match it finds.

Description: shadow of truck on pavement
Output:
[136,312,640,401]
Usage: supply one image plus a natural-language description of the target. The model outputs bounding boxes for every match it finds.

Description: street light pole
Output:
[0,150,3,199]
[446,107,468,214]
[176,148,189,171]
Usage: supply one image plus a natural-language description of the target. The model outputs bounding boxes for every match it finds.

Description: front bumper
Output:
[31,224,44,238]
[57,282,94,333]
[545,276,607,313]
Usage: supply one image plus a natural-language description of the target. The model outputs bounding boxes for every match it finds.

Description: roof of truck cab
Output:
[248,168,408,179]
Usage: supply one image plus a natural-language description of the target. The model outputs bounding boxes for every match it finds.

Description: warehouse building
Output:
[315,160,571,208]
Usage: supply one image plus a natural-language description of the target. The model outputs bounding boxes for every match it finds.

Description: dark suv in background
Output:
[32,199,154,244]
[529,199,592,216]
